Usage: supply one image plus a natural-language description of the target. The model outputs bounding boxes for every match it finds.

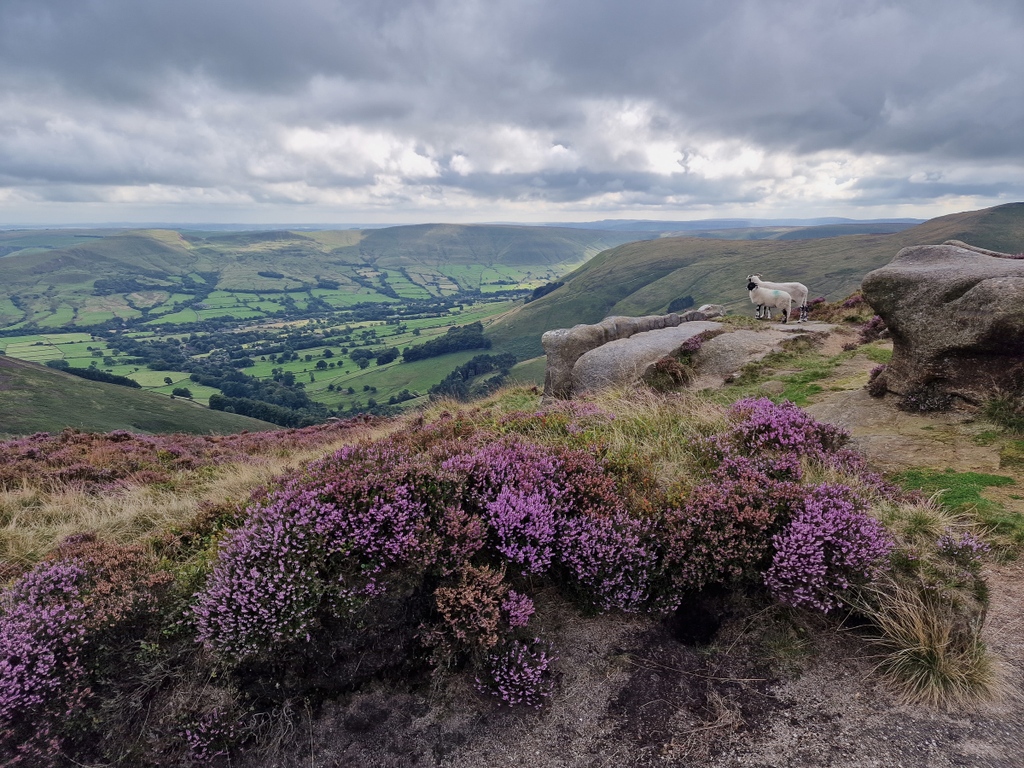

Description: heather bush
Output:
[842,294,864,308]
[0,419,375,493]
[0,560,89,765]
[194,439,441,664]
[867,364,887,397]
[644,355,693,391]
[723,397,848,459]
[765,484,894,612]
[474,638,556,708]
[660,458,803,601]
[193,429,653,699]
[444,439,562,575]
[935,530,990,571]
[0,536,170,765]
[859,315,888,344]
[427,564,509,657]
[179,705,246,765]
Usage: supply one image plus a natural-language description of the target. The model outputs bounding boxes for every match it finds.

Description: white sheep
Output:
[747,279,792,323]
[747,274,810,322]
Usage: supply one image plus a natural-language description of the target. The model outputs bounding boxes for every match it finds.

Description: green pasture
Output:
[148,308,201,324]
[308,349,484,409]
[36,305,76,327]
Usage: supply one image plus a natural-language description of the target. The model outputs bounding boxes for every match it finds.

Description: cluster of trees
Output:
[402,322,490,362]
[524,281,563,303]
[46,359,141,388]
[667,295,695,313]
[428,353,516,400]
[349,346,399,369]
[208,393,322,427]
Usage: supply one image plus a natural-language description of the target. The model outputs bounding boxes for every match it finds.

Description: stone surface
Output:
[861,242,1024,405]
[541,310,711,398]
[688,323,837,390]
[569,321,722,396]
[807,389,1001,473]
[689,329,791,386]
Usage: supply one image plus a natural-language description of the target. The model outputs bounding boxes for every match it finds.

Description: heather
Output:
[0,418,380,494]
[0,388,1001,764]
[0,417,381,570]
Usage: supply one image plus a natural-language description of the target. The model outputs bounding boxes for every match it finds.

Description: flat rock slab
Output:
[689,329,791,389]
[570,321,722,396]
[689,323,838,390]
[806,389,1002,473]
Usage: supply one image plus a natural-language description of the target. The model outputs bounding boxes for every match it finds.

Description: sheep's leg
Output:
[781,308,788,324]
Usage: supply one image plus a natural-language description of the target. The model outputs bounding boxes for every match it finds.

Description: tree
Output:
[171,387,193,399]
[164,376,173,385]
[375,347,399,365]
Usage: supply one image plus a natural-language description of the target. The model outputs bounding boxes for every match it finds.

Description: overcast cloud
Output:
[1,0,1021,224]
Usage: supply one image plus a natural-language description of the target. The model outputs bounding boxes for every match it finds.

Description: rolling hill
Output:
[0,354,277,438]
[486,202,1024,358]
[0,225,662,330]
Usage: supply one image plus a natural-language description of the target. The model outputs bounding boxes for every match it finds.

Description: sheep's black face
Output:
[746,281,757,291]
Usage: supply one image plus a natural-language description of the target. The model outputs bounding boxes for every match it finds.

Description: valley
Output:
[1,205,1021,434]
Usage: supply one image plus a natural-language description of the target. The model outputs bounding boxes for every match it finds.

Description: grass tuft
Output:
[862,577,1000,708]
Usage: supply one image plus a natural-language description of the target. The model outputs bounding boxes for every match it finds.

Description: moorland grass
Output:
[895,468,1024,548]
[863,576,999,708]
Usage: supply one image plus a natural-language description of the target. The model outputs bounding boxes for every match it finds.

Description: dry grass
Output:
[587,385,729,491]
[862,576,1002,708]
[0,430,398,570]
[872,493,976,546]
[420,384,730,494]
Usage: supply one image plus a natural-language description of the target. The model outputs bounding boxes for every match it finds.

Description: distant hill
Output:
[0,225,662,330]
[547,217,923,232]
[487,203,1024,358]
[0,219,938,333]
[0,354,276,438]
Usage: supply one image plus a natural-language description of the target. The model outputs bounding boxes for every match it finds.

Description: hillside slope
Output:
[0,355,276,437]
[487,203,1024,358]
[0,225,660,329]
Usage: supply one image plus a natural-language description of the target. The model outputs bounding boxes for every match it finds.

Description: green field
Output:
[0,300,519,416]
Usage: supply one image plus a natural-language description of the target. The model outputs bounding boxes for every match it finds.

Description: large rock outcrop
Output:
[861,242,1024,405]
[541,309,718,398]
[542,303,835,398]
[569,321,723,396]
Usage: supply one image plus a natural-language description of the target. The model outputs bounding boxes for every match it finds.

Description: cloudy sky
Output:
[1,0,1022,225]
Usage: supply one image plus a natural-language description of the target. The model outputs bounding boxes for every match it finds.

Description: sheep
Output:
[747,280,792,323]
[747,274,810,322]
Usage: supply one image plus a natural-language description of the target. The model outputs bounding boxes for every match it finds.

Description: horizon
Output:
[0,214,935,233]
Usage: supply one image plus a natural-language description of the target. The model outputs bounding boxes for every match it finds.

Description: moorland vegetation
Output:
[0,367,1009,765]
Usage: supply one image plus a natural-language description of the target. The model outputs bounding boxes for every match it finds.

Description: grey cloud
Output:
[0,0,1021,221]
